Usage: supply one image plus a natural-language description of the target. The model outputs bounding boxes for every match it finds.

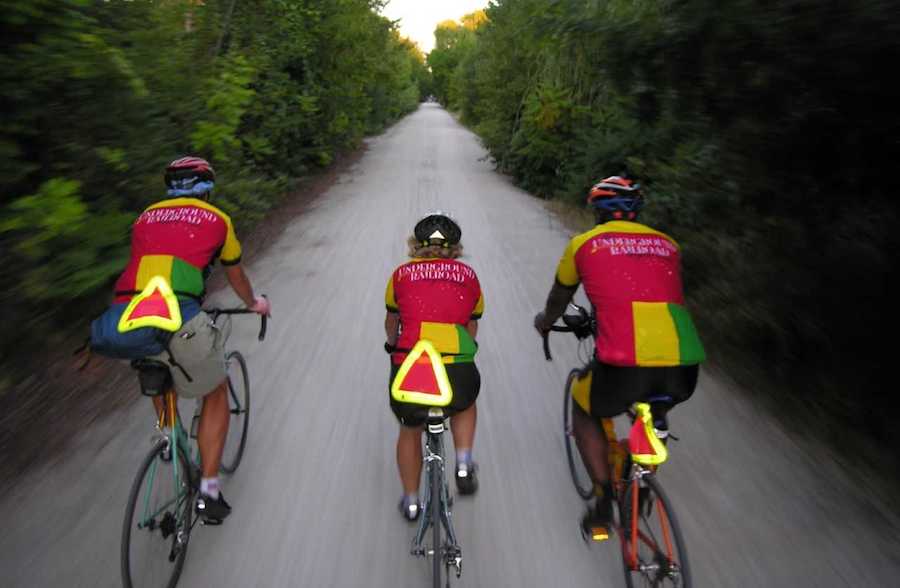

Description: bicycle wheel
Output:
[122,439,196,588]
[620,475,691,588]
[563,368,594,499]
[431,459,443,588]
[220,350,249,474]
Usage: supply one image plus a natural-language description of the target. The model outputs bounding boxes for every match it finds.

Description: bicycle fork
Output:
[411,429,463,578]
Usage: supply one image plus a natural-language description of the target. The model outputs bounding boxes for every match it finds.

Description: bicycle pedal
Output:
[580,522,611,543]
[588,525,610,542]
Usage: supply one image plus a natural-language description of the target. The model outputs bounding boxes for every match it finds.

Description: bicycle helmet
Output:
[587,176,643,219]
[164,156,215,195]
[414,211,462,247]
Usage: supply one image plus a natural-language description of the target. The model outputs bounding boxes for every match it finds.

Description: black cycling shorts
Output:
[389,362,480,427]
[586,361,699,419]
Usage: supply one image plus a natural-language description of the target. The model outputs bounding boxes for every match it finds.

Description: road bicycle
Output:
[410,407,463,588]
[120,306,266,588]
[385,341,464,588]
[542,304,691,587]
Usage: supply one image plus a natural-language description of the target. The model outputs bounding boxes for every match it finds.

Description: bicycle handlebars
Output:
[541,302,593,361]
[206,294,269,341]
[541,325,574,361]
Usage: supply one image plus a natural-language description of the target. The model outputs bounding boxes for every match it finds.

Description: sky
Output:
[379,0,490,54]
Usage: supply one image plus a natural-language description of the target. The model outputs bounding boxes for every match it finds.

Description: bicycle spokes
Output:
[621,477,689,587]
[409,430,463,587]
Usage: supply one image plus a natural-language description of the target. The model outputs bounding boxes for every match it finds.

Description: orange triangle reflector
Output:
[391,340,453,407]
[118,275,183,333]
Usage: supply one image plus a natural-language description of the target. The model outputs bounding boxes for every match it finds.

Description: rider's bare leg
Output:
[197,380,230,478]
[572,404,610,491]
[449,403,477,458]
[397,425,424,494]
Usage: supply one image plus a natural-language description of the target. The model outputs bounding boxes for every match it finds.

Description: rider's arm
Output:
[537,238,580,330]
[385,311,400,346]
[538,281,578,330]
[224,264,256,307]
[466,319,478,340]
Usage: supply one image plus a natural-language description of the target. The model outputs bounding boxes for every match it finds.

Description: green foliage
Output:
[432,0,900,449]
[192,56,258,163]
[1,178,130,302]
[1,0,430,367]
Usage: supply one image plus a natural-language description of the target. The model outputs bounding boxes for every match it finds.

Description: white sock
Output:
[200,477,220,499]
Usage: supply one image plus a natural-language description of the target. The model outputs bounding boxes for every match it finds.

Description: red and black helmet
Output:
[164,156,215,188]
[587,176,643,218]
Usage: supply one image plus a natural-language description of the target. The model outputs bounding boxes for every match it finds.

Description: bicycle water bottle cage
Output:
[628,402,668,466]
[130,359,173,397]
[427,408,446,434]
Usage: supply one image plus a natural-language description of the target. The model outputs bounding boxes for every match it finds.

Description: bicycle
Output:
[411,407,463,588]
[120,306,266,588]
[386,341,464,588]
[542,304,691,587]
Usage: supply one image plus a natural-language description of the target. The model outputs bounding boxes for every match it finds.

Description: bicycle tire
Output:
[431,458,443,588]
[122,439,196,588]
[621,475,691,588]
[220,350,250,474]
[563,368,594,500]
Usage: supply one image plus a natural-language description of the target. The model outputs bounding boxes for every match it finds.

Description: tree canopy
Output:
[428,0,900,450]
[0,0,431,377]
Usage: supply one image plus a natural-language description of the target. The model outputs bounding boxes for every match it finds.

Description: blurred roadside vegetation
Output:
[429,2,899,461]
[1,1,432,397]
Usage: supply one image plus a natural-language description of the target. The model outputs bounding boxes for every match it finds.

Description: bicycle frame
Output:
[411,413,462,578]
[137,391,197,534]
[137,306,260,530]
[618,466,664,568]
[122,304,264,587]
[546,303,689,585]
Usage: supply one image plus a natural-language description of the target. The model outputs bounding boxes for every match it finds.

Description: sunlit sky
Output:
[380,0,490,54]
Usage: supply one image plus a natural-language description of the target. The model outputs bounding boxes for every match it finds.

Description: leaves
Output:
[1,0,430,363]
[432,0,900,445]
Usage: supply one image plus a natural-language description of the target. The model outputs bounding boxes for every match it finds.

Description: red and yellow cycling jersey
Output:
[113,198,241,303]
[386,258,484,365]
[555,220,704,367]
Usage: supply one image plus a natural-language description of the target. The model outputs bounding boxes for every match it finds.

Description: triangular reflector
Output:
[118,275,183,333]
[391,340,453,407]
[129,287,172,320]
[628,403,668,466]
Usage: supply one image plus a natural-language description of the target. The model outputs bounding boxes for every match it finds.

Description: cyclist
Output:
[111,156,270,523]
[384,212,484,521]
[534,175,704,534]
